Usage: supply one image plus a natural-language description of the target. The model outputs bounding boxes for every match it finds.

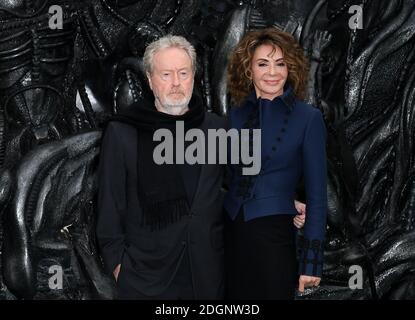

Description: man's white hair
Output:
[143,35,197,75]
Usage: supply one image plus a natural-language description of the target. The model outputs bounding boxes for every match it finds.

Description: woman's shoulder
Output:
[295,100,321,114]
[294,100,324,122]
[229,97,256,120]
[293,101,326,138]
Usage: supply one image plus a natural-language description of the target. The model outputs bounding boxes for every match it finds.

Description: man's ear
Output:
[146,72,153,90]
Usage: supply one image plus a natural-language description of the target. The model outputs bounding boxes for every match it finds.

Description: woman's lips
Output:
[263,80,281,85]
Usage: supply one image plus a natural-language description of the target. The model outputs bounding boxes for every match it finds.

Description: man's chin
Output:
[164,104,188,110]
[163,98,191,109]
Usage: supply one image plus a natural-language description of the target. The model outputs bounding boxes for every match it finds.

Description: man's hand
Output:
[298,275,321,293]
[293,200,306,229]
[113,264,121,282]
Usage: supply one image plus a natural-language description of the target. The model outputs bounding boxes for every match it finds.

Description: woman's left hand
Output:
[298,275,321,293]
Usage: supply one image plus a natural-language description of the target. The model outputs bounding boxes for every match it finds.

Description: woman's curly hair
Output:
[227,28,309,105]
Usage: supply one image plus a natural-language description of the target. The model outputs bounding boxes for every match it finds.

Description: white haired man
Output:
[96,35,226,299]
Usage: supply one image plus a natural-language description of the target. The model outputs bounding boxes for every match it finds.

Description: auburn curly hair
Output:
[227,28,309,105]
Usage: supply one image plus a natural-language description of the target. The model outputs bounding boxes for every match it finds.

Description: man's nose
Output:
[172,72,180,86]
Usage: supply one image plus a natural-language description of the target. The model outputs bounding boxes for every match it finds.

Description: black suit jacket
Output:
[96,112,226,299]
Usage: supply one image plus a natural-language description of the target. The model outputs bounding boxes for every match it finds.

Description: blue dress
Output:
[224,86,328,299]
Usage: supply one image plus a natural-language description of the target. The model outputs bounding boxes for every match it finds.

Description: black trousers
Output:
[225,210,298,300]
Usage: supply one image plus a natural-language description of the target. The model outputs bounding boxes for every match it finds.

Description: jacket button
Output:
[272,146,276,151]
[281,128,286,132]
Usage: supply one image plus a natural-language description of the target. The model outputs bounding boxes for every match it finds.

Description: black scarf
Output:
[108,94,205,231]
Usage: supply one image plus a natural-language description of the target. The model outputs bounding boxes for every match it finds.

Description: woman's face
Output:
[250,44,288,100]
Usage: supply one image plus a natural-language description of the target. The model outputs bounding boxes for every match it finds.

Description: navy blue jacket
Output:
[224,86,328,277]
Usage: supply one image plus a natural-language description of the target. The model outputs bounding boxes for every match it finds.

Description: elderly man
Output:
[96,35,226,300]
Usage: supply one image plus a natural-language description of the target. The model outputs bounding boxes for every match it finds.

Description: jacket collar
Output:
[245,83,296,112]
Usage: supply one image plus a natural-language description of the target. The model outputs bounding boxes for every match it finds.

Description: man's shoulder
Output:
[105,120,137,140]
[107,120,136,130]
[204,111,227,129]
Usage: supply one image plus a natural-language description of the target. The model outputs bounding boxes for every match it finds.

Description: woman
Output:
[224,28,327,299]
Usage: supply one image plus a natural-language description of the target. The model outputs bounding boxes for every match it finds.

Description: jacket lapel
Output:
[189,115,211,211]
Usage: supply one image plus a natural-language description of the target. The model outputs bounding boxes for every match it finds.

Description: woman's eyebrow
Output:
[256,58,270,62]
[255,58,284,62]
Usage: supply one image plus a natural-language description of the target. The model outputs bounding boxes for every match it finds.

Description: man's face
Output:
[147,47,194,115]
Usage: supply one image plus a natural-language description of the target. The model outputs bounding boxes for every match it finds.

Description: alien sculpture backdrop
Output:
[0,0,414,300]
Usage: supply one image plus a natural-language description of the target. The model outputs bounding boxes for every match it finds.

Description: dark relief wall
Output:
[0,0,414,299]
